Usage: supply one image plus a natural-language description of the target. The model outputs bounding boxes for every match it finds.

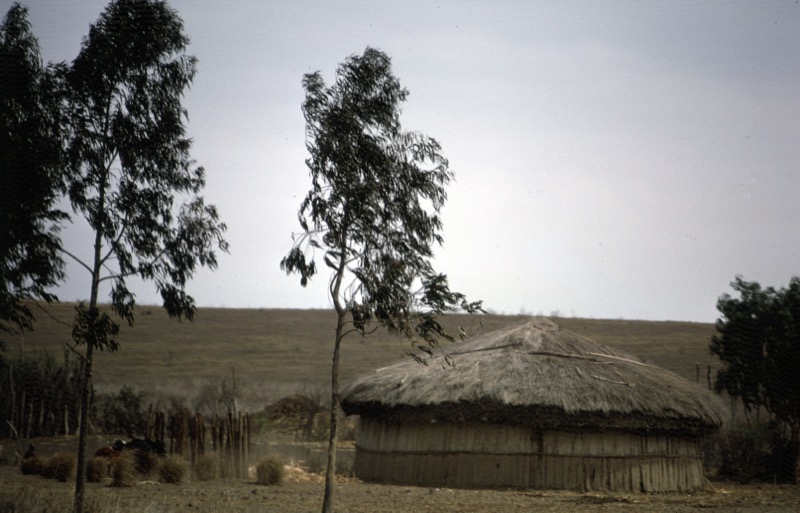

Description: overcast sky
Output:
[16,1,800,322]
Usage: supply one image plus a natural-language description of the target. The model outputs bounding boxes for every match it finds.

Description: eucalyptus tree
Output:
[0,3,66,347]
[282,47,482,513]
[61,2,227,511]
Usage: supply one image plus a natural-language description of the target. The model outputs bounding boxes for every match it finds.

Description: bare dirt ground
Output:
[1,462,798,513]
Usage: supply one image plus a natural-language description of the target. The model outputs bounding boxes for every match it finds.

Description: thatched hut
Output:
[340,318,725,492]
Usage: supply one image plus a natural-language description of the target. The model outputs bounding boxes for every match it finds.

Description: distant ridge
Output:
[4,303,717,406]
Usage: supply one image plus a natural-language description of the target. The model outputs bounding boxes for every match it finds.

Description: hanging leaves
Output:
[282,47,482,352]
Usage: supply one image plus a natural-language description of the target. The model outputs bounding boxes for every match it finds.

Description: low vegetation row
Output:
[1,350,796,487]
[18,447,287,487]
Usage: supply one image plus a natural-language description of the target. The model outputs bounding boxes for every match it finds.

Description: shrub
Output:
[133,450,160,477]
[111,452,137,487]
[255,455,285,486]
[19,456,44,476]
[44,453,76,482]
[86,456,111,483]
[93,385,149,436]
[192,454,219,481]
[159,455,186,484]
[718,421,793,483]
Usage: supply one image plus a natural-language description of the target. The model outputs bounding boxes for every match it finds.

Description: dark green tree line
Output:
[0,351,82,439]
[0,3,67,348]
[712,276,800,484]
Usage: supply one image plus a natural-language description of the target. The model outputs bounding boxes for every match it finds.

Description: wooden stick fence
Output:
[164,410,250,478]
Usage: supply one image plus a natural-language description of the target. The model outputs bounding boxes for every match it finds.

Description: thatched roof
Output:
[341,318,726,435]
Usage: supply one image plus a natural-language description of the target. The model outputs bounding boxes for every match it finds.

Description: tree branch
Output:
[64,341,87,363]
[33,300,74,328]
[59,247,93,275]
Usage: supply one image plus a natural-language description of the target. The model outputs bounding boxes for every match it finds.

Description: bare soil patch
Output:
[1,463,798,513]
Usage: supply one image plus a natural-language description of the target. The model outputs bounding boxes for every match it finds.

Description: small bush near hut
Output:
[255,455,285,485]
[86,456,111,483]
[192,453,219,481]
[159,455,186,484]
[718,422,793,483]
[111,452,137,487]
[19,456,44,476]
[44,453,76,482]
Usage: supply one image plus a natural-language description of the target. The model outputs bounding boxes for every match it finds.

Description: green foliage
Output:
[282,46,482,356]
[63,0,228,327]
[72,303,120,353]
[94,385,148,436]
[717,422,793,484]
[712,277,800,424]
[712,276,800,483]
[282,47,481,513]
[255,455,285,485]
[58,2,228,510]
[0,3,67,346]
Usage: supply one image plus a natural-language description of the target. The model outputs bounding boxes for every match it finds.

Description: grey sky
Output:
[15,1,800,321]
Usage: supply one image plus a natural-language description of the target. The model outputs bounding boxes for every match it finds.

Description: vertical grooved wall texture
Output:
[354,418,706,492]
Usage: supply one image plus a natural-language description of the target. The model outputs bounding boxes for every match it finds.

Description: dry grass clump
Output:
[86,456,111,482]
[42,452,76,482]
[19,456,45,476]
[109,450,169,486]
[255,455,285,485]
[192,453,219,481]
[133,450,160,478]
[111,452,137,487]
[158,455,186,484]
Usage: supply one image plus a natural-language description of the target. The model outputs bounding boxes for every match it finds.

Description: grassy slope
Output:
[6,303,719,406]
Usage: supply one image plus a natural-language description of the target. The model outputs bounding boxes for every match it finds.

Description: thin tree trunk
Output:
[321,243,350,513]
[73,187,105,513]
[8,364,15,439]
[322,309,346,513]
[792,420,800,485]
[73,342,94,513]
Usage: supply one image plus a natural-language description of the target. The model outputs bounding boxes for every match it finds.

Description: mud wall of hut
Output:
[354,419,706,492]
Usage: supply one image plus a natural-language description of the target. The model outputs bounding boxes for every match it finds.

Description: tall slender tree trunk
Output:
[8,365,15,438]
[73,188,105,513]
[322,309,346,513]
[321,246,349,513]
[72,342,94,513]
[792,420,800,485]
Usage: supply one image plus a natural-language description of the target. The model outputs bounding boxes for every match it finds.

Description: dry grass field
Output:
[2,460,799,513]
[5,303,719,407]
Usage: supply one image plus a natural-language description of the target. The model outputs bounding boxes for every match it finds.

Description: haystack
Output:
[341,318,726,492]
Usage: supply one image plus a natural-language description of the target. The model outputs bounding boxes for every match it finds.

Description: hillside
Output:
[3,303,719,409]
